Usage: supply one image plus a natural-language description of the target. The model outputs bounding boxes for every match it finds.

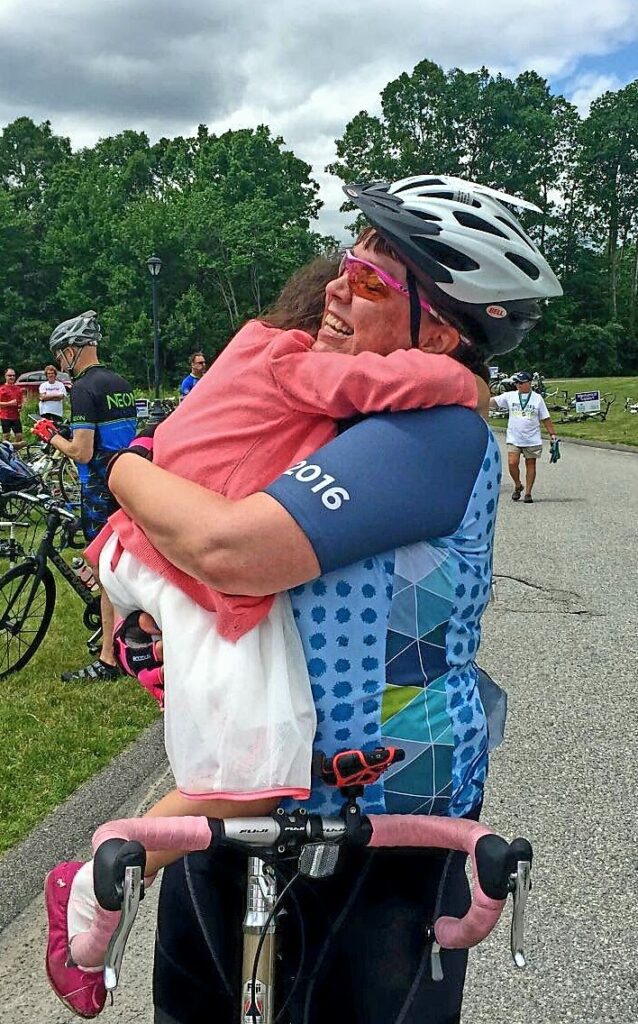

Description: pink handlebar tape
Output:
[72,813,507,968]
[367,815,506,948]
[70,817,214,968]
[91,815,213,854]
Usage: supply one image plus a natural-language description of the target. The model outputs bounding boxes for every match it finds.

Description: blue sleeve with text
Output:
[265,407,490,574]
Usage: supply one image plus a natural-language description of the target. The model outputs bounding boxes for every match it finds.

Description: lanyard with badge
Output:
[518,393,532,414]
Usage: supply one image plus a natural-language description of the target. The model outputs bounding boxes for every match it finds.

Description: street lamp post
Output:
[146,255,162,410]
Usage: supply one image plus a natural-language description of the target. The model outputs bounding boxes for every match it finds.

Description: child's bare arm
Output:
[476,377,491,418]
[141,788,279,875]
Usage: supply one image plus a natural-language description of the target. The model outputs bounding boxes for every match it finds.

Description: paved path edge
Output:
[0,719,166,932]
[490,424,638,453]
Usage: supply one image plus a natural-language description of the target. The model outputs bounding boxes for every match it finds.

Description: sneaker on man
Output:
[44,862,107,1019]
[60,659,121,683]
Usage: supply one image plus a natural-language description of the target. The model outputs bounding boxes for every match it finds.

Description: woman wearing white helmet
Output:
[342,174,562,358]
[51,178,561,1024]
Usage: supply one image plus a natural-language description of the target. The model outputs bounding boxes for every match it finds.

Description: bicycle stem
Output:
[242,857,276,1024]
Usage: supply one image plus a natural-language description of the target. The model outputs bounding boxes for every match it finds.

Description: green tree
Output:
[329,62,579,247]
[578,82,638,326]
[34,124,325,387]
[0,117,71,211]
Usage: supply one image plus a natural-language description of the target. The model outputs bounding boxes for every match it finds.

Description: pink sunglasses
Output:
[338,249,443,320]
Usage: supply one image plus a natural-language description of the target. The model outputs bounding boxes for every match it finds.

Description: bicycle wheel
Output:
[0,562,56,677]
[58,457,81,506]
[0,489,35,524]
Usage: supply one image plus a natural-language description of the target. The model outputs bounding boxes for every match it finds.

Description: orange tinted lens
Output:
[347,263,390,302]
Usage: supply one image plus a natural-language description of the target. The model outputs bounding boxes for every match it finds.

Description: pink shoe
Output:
[44,862,107,1019]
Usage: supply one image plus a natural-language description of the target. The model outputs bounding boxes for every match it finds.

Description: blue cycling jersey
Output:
[70,364,136,539]
[265,407,501,817]
[180,374,199,398]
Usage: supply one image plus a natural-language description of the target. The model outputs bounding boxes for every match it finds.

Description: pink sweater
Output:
[87,321,477,640]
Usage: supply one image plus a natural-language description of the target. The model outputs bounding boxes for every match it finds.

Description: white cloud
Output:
[0,0,636,237]
[567,72,624,115]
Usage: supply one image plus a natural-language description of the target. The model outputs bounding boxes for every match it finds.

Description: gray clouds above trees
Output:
[0,0,636,236]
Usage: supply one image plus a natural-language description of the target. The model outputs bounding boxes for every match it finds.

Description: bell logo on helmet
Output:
[345,187,358,198]
[486,305,508,319]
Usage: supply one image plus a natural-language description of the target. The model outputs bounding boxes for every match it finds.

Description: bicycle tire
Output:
[13,441,43,464]
[0,488,37,524]
[0,562,56,677]
[58,457,81,506]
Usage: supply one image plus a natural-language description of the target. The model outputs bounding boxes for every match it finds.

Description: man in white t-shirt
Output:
[490,371,557,503]
[38,365,67,424]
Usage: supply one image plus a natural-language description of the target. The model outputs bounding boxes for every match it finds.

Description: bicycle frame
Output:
[556,393,616,425]
[18,507,93,606]
[7,491,101,641]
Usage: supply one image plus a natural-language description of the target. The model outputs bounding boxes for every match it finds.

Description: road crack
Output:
[491,574,601,616]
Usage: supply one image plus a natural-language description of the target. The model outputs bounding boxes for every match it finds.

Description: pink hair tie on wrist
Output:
[130,434,153,453]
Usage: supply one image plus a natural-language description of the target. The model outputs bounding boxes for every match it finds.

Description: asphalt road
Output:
[0,435,636,1023]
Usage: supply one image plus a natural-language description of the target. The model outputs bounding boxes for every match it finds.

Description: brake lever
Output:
[103,865,144,992]
[507,839,533,968]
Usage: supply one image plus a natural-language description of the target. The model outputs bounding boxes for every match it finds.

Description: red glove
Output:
[31,418,59,444]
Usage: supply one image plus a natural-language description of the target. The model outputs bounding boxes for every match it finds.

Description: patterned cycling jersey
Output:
[265,407,502,817]
[70,364,136,540]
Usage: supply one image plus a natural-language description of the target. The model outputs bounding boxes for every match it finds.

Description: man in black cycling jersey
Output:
[36,310,137,681]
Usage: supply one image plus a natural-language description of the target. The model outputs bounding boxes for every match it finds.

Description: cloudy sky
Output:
[0,0,637,238]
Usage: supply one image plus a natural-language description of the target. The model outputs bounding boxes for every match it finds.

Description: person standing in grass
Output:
[490,370,558,503]
[179,352,207,400]
[32,311,137,681]
[0,368,24,442]
[38,365,67,425]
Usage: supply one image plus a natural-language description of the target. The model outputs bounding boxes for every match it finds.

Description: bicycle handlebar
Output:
[13,489,77,522]
[74,810,532,975]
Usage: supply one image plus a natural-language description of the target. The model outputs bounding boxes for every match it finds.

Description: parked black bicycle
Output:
[0,490,102,678]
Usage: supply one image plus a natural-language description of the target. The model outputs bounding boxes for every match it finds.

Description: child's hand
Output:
[113,612,164,707]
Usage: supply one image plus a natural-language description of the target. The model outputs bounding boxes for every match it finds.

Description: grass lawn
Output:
[492,377,638,446]
[0,546,159,854]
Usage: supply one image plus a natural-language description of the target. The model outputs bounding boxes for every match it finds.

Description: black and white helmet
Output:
[49,310,101,355]
[343,175,563,356]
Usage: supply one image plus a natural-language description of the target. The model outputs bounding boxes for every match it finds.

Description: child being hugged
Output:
[45,253,489,1018]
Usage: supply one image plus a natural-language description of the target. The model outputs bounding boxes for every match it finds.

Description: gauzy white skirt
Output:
[99,534,316,801]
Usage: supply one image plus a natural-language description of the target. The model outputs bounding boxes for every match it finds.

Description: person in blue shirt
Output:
[179,351,206,399]
[77,178,563,1023]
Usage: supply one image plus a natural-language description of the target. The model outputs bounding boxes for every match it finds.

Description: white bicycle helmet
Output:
[343,175,563,356]
[49,310,101,355]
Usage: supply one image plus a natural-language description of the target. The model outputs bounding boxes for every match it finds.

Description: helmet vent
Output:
[394,178,446,193]
[427,190,481,208]
[495,215,536,250]
[505,251,541,280]
[412,236,480,272]
[409,209,442,223]
[453,210,508,238]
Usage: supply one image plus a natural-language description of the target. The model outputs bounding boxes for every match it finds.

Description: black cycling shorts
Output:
[153,810,480,1024]
[80,484,117,543]
[1,419,22,435]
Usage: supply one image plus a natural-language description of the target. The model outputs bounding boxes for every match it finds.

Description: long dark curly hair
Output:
[261,256,340,338]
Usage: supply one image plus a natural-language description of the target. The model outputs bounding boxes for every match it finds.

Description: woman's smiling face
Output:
[314,242,414,357]
[313,238,460,358]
